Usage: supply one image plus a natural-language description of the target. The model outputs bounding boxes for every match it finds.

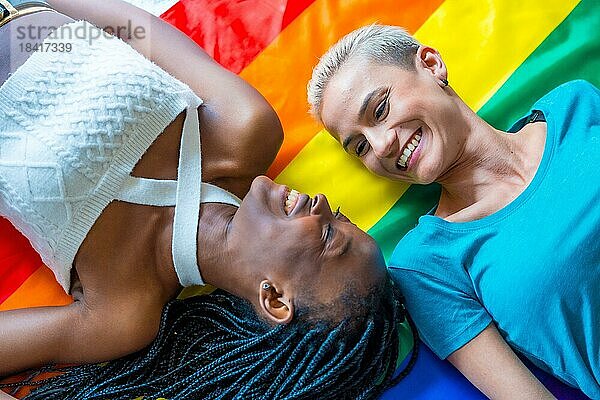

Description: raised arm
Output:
[46,0,283,189]
[448,324,556,400]
[0,293,163,376]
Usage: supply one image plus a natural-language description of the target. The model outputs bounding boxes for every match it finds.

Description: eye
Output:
[323,222,334,243]
[374,92,390,121]
[334,207,341,218]
[355,138,370,157]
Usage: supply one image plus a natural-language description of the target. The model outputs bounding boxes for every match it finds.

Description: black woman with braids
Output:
[0,0,416,398]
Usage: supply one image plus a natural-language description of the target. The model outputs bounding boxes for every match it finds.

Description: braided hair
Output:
[3,277,417,400]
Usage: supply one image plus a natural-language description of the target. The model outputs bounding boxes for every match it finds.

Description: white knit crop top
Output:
[0,21,240,292]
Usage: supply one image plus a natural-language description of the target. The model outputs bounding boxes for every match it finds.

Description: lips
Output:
[396,127,422,170]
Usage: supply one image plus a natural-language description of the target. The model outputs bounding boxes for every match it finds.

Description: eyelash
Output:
[375,90,390,121]
[325,223,333,242]
[355,139,370,157]
[375,99,387,120]
[324,207,342,243]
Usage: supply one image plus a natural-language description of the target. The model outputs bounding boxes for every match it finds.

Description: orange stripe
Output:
[239,0,444,177]
[0,265,72,312]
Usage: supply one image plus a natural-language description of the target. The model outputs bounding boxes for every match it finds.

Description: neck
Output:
[435,105,544,218]
[195,204,237,289]
[200,204,265,306]
[156,203,244,295]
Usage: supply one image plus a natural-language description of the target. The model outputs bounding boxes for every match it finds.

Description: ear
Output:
[416,45,448,87]
[258,280,294,325]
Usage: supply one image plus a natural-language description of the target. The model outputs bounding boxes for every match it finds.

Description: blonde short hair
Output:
[307,24,419,120]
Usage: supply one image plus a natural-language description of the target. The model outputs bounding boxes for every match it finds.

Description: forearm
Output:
[0,304,78,376]
[47,0,273,114]
[44,0,247,79]
[45,0,180,60]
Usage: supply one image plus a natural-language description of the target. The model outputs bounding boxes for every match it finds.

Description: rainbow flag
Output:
[1,0,597,398]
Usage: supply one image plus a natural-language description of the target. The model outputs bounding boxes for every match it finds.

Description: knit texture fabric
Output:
[0,20,202,292]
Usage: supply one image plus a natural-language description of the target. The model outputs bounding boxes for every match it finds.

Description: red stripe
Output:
[0,218,42,304]
[281,0,317,29]
[161,0,315,74]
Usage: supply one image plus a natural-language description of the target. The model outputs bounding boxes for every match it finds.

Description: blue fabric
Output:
[388,80,600,398]
[384,343,486,400]
[384,343,591,400]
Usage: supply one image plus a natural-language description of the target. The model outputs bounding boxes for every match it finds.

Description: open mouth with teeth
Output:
[396,128,422,170]
[284,188,300,215]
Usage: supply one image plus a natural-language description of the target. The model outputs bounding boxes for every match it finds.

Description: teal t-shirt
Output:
[388,80,600,398]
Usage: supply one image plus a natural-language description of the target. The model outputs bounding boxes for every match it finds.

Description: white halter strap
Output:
[117,177,241,208]
[115,100,241,286]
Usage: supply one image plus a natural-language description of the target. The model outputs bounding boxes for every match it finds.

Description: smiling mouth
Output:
[396,128,422,170]
[284,188,300,215]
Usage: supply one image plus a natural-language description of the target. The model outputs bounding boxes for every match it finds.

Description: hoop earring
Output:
[441,78,449,87]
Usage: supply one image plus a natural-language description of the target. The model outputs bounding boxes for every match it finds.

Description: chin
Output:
[402,162,440,185]
[383,170,418,184]
[410,176,437,186]
[411,172,437,185]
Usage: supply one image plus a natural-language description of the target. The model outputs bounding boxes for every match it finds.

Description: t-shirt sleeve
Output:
[389,266,492,359]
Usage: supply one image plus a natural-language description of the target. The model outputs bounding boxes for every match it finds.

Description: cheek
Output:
[269,223,323,260]
[362,154,385,173]
[288,225,323,254]
[232,207,276,247]
[424,132,448,177]
[362,155,398,180]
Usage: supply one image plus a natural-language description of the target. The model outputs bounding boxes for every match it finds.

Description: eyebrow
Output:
[342,87,383,152]
[358,88,380,121]
[342,135,353,152]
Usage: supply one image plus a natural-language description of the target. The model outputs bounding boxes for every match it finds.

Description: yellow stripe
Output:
[276,132,410,231]
[416,0,580,111]
[276,0,580,230]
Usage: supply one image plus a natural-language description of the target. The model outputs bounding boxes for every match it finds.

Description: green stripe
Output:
[479,0,600,129]
[368,184,440,263]
[369,0,598,261]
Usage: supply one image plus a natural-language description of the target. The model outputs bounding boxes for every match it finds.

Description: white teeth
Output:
[284,189,299,214]
[396,130,422,169]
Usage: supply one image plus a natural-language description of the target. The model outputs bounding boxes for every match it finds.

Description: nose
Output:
[365,128,396,158]
[310,193,333,218]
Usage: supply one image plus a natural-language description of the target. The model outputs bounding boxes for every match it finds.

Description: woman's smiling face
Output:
[228,176,387,312]
[319,49,461,185]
